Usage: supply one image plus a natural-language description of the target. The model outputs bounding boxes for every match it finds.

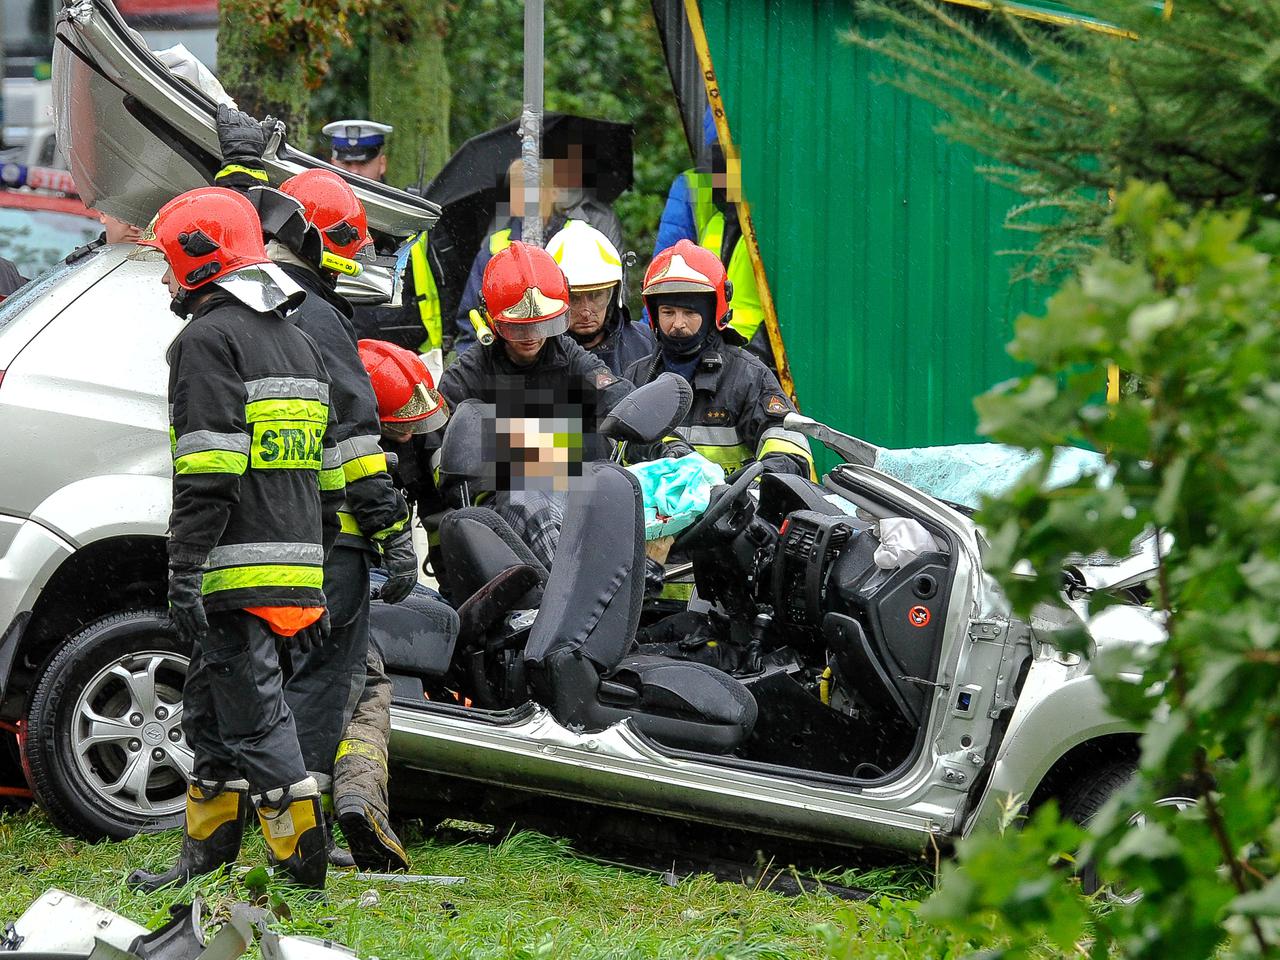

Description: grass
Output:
[0,805,969,959]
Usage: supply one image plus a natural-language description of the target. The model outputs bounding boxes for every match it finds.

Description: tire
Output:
[1060,759,1194,901]
[25,609,193,840]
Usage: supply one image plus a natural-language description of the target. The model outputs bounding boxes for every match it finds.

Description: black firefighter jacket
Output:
[624,334,814,478]
[439,334,634,461]
[278,261,411,553]
[167,289,345,612]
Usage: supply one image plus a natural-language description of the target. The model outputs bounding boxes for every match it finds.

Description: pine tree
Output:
[846,0,1280,278]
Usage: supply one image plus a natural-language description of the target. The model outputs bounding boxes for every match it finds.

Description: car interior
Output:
[370,440,957,787]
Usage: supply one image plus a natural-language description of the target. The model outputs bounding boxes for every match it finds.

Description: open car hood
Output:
[52,0,439,240]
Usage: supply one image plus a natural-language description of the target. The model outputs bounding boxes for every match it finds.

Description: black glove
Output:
[216,103,275,166]
[293,609,330,655]
[167,561,208,645]
[644,557,666,597]
[374,530,418,605]
[659,438,694,459]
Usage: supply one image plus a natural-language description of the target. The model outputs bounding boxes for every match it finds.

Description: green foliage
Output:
[218,0,375,134]
[445,0,690,263]
[928,181,1280,957]
[846,0,1280,280]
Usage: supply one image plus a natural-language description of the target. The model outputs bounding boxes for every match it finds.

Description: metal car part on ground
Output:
[0,888,365,960]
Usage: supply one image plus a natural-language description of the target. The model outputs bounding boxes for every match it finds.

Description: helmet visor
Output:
[492,312,569,342]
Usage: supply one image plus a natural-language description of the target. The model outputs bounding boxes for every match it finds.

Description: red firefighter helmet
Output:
[480,240,570,341]
[137,187,271,290]
[279,169,372,259]
[358,339,449,434]
[641,239,733,330]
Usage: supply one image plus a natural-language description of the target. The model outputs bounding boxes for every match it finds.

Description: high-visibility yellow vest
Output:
[408,232,442,353]
[683,170,763,344]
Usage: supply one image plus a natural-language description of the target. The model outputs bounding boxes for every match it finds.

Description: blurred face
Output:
[333,154,387,183]
[506,158,554,220]
[100,212,141,244]
[656,303,704,339]
[567,285,613,340]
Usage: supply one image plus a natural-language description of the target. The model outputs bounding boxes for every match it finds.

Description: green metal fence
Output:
[697,0,1049,449]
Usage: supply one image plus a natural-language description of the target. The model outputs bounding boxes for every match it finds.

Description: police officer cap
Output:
[322,119,393,162]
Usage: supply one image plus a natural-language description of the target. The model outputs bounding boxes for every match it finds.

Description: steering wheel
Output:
[673,461,765,552]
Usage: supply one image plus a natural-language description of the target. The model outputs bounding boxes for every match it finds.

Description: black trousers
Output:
[284,545,371,780]
[182,609,307,793]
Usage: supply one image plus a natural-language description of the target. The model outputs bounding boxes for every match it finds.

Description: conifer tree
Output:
[847,0,1280,277]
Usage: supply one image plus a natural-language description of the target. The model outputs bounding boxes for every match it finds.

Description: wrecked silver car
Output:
[0,0,1161,860]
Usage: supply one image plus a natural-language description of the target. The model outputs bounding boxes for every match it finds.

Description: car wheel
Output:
[1060,759,1195,902]
[24,609,193,840]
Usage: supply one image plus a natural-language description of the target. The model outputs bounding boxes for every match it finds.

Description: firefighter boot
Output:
[255,777,328,889]
[334,738,410,873]
[127,779,248,891]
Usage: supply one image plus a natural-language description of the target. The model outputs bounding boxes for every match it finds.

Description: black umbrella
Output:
[423,114,634,323]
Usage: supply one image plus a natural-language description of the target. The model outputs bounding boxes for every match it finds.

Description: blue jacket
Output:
[583,303,655,377]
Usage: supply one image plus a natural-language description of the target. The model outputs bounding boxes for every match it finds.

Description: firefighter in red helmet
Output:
[321,339,453,873]
[624,239,813,480]
[437,241,633,568]
[127,187,341,891]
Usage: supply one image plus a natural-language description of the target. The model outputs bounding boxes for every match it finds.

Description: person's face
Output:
[568,285,613,339]
[506,158,554,220]
[381,422,415,444]
[657,304,704,339]
[501,335,546,366]
[161,265,182,298]
[333,154,387,183]
[100,212,141,244]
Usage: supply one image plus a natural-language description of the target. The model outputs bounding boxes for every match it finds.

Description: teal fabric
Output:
[627,453,726,540]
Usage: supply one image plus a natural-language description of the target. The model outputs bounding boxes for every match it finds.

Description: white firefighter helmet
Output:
[546,220,623,293]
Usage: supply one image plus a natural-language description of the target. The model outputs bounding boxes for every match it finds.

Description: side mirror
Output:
[599,373,692,444]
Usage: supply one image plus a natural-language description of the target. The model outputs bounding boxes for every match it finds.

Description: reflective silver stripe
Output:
[174,430,252,458]
[679,424,744,446]
[322,445,343,469]
[205,541,325,569]
[757,426,811,449]
[337,434,384,463]
[244,376,330,405]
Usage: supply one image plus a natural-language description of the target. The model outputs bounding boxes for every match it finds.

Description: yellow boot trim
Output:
[258,797,321,863]
[186,785,243,842]
[335,738,387,768]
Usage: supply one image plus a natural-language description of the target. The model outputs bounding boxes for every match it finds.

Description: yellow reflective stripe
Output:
[692,442,753,472]
[489,228,513,255]
[175,450,249,475]
[343,452,388,483]
[215,163,269,182]
[409,233,442,351]
[201,564,323,594]
[335,738,386,768]
[251,421,324,470]
[760,437,816,471]
[319,466,346,491]
[371,514,409,542]
[338,511,363,535]
[244,398,328,424]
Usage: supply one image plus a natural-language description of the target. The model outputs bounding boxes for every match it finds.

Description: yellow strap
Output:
[215,163,269,182]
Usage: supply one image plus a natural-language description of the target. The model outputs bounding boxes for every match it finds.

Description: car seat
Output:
[523,461,757,753]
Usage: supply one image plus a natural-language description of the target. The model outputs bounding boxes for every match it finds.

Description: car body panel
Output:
[52,0,439,239]
[0,251,175,520]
